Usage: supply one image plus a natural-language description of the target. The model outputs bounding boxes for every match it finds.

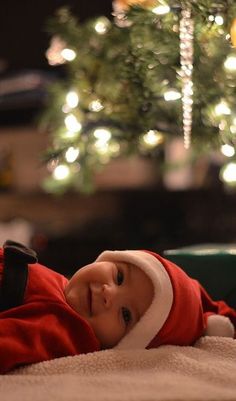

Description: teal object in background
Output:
[163,244,236,307]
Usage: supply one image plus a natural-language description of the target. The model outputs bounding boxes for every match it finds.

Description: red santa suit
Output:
[0,246,100,374]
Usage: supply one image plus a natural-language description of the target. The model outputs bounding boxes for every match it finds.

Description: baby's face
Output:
[64,260,153,348]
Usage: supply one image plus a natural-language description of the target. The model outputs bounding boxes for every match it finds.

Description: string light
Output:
[53,164,70,180]
[152,5,170,15]
[92,128,112,156]
[230,124,236,134]
[221,144,235,157]
[61,48,76,61]
[66,91,79,108]
[109,142,120,155]
[94,141,109,154]
[94,18,110,34]
[215,101,231,116]
[89,99,104,112]
[65,147,80,163]
[164,89,181,101]
[62,105,70,114]
[142,130,164,147]
[224,55,236,71]
[214,15,224,26]
[64,114,82,133]
[220,162,236,184]
[93,128,111,142]
[63,131,79,139]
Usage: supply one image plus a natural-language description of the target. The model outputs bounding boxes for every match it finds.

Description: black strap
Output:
[0,240,38,312]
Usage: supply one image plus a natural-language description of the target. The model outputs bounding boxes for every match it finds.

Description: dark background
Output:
[0,0,112,73]
[0,0,112,125]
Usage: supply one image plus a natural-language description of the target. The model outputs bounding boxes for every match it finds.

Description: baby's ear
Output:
[205,315,234,338]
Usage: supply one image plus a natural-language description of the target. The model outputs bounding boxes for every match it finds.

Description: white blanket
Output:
[1,336,236,401]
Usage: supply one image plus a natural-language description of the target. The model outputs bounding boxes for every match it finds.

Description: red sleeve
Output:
[0,302,99,374]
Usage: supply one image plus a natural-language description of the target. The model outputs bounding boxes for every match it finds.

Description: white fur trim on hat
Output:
[205,315,235,338]
[96,250,173,349]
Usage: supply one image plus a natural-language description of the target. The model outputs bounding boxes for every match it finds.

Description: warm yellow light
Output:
[66,91,79,108]
[63,131,79,139]
[94,128,111,142]
[164,89,181,101]
[221,162,236,183]
[64,114,82,133]
[215,101,231,116]
[208,15,215,22]
[215,15,224,26]
[94,140,109,153]
[65,147,80,163]
[230,124,236,134]
[109,142,120,155]
[53,165,70,180]
[89,99,104,112]
[62,105,70,114]
[221,144,235,157]
[94,18,110,34]
[224,55,236,71]
[152,5,170,15]
[142,130,163,147]
[61,48,76,61]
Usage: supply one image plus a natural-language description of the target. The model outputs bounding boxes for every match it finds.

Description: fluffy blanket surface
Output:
[1,336,236,401]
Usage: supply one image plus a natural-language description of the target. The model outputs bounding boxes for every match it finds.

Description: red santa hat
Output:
[96,249,208,349]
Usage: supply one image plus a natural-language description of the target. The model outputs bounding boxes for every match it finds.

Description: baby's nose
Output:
[102,284,115,309]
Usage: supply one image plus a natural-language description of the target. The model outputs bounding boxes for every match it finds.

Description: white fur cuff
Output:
[205,315,235,338]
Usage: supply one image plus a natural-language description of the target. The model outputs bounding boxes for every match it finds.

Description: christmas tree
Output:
[42,0,236,193]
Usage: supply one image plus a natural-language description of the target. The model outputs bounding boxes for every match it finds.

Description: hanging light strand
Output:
[179,5,194,149]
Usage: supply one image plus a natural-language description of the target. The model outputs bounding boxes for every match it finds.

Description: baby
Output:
[0,240,235,374]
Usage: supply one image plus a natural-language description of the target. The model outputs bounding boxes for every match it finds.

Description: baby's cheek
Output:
[90,313,125,349]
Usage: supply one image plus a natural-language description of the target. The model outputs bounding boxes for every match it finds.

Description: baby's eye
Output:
[116,270,124,286]
[121,307,132,326]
